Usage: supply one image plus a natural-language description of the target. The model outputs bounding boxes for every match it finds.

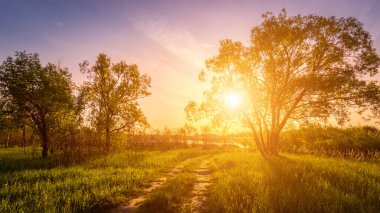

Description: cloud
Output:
[132,13,210,70]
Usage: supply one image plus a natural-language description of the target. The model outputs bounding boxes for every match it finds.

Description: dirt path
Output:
[108,158,192,213]
[182,159,213,213]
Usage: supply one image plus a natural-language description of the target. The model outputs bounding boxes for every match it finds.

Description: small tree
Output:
[0,51,75,157]
[80,53,151,151]
[187,10,380,155]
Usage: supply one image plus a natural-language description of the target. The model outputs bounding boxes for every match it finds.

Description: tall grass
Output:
[207,152,380,213]
[281,126,380,153]
[0,147,59,172]
[0,147,203,212]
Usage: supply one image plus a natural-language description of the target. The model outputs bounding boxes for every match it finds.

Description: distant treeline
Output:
[127,133,251,151]
[281,125,380,159]
[2,121,380,161]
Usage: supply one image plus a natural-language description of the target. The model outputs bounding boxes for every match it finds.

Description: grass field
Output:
[207,152,380,213]
[0,147,205,212]
[1,148,380,212]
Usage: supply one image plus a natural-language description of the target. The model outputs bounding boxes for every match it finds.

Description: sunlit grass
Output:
[2,148,380,212]
[0,147,204,212]
[207,152,380,213]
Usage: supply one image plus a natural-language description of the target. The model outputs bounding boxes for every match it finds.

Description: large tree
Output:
[0,51,75,157]
[80,53,151,151]
[186,10,380,155]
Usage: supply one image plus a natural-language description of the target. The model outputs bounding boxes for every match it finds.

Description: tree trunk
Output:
[41,118,49,158]
[41,129,49,158]
[269,131,280,155]
[22,124,26,149]
[6,131,9,148]
[253,135,266,155]
[28,129,35,146]
[245,114,267,155]
[105,127,111,152]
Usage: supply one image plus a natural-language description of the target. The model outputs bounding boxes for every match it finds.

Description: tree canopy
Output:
[186,9,380,155]
[0,51,75,157]
[80,53,151,151]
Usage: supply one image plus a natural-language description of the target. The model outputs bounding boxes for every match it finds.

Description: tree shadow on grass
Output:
[0,155,59,173]
[261,154,380,213]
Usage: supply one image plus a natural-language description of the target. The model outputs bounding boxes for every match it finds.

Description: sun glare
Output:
[225,92,243,108]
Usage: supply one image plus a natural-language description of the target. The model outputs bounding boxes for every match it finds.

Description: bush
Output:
[280,125,380,154]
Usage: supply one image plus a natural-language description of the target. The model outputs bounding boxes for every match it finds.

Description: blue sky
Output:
[1,0,380,128]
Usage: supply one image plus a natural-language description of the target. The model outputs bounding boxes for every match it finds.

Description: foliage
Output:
[80,53,151,151]
[0,52,76,157]
[186,9,380,154]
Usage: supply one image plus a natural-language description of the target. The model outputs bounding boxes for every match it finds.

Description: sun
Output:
[225,92,243,108]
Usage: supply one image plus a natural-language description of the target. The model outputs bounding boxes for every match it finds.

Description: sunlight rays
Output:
[225,92,243,109]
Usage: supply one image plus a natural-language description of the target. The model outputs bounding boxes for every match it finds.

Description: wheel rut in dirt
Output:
[182,159,213,213]
[108,158,192,213]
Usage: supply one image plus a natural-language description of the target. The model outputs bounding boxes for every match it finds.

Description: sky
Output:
[1,0,380,129]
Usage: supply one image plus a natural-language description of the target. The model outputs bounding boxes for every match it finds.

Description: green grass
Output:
[207,151,380,213]
[2,147,380,212]
[0,147,204,212]
[0,147,59,172]
[138,173,196,213]
[138,154,213,213]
